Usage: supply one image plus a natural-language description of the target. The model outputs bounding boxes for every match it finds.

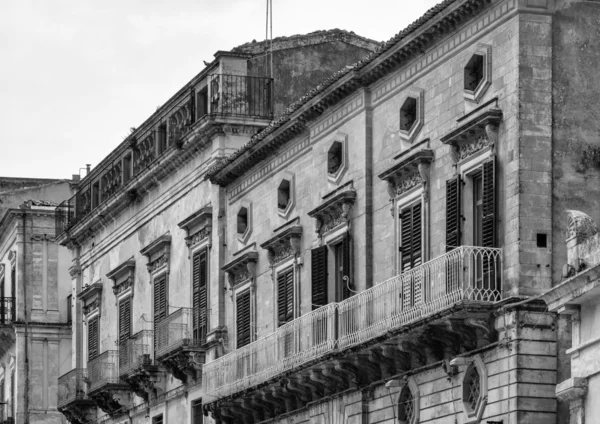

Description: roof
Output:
[207,0,490,186]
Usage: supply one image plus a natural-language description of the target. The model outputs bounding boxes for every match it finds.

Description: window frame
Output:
[275,259,296,327]
[191,244,210,346]
[395,187,428,275]
[233,281,254,349]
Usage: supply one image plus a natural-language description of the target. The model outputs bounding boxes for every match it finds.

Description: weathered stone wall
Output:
[552,0,600,284]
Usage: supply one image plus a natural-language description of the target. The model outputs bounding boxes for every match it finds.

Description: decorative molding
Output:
[8,250,16,265]
[379,148,434,201]
[68,264,82,279]
[311,95,364,140]
[459,354,488,424]
[463,44,492,104]
[140,235,172,274]
[441,108,502,164]
[222,252,258,292]
[260,226,303,266]
[107,259,136,297]
[566,210,598,243]
[398,87,425,144]
[308,185,357,237]
[556,377,588,403]
[178,206,213,248]
[78,283,103,317]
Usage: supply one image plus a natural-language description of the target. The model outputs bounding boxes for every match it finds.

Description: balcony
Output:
[57,368,95,424]
[0,297,15,325]
[203,246,502,421]
[119,330,164,400]
[86,351,131,415]
[155,307,206,383]
[55,74,273,240]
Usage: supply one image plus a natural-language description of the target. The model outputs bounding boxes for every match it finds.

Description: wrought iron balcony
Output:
[155,307,206,383]
[55,74,273,239]
[86,351,131,415]
[119,330,152,377]
[57,368,96,423]
[0,297,15,325]
[203,246,502,403]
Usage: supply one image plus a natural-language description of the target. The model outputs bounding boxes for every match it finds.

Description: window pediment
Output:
[77,282,102,316]
[222,251,258,291]
[178,205,213,247]
[441,107,502,163]
[378,146,434,200]
[260,225,302,266]
[308,183,357,237]
[140,235,172,274]
[107,259,135,297]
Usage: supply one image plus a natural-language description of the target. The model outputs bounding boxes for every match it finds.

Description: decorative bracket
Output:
[222,251,259,296]
[107,259,135,298]
[378,147,434,201]
[308,184,356,237]
[260,226,302,266]
[178,205,213,248]
[78,282,103,317]
[140,234,172,274]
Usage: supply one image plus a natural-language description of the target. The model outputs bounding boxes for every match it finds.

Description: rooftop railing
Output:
[203,246,502,400]
[155,307,203,359]
[0,297,15,325]
[87,351,120,393]
[58,368,89,409]
[55,74,273,238]
[119,330,153,376]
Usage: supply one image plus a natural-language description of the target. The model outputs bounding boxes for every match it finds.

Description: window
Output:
[400,97,417,132]
[311,246,328,310]
[192,248,208,344]
[192,399,204,424]
[463,45,492,103]
[118,297,131,367]
[66,294,72,323]
[326,133,349,184]
[398,88,424,143]
[460,356,488,423]
[277,180,290,211]
[464,54,484,92]
[152,414,163,424]
[277,267,294,326]
[154,274,168,324]
[88,316,99,361]
[197,87,208,119]
[123,152,132,183]
[328,141,343,175]
[92,181,100,209]
[310,233,352,307]
[400,203,422,272]
[236,290,251,348]
[398,386,415,424]
[158,124,168,154]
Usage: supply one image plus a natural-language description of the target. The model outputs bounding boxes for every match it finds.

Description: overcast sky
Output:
[0,0,441,180]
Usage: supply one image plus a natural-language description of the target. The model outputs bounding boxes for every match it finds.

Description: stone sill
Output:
[566,334,600,357]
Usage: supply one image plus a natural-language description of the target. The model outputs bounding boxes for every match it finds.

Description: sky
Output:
[0,0,441,180]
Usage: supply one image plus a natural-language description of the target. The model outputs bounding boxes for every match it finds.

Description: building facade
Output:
[0,179,74,424]
[55,0,600,423]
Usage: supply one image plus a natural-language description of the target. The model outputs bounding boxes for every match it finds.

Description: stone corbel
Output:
[378,148,434,202]
[222,251,259,297]
[107,259,136,298]
[260,226,303,266]
[140,234,172,276]
[178,205,213,249]
[308,185,357,237]
[78,282,103,317]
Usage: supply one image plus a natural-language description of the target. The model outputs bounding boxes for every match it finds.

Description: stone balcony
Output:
[57,368,96,424]
[154,307,206,384]
[202,246,503,422]
[119,330,164,401]
[86,351,131,415]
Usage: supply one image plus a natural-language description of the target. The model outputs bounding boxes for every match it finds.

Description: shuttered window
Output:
[10,266,15,300]
[192,399,203,424]
[236,290,251,348]
[88,316,99,361]
[118,298,131,345]
[481,158,496,248]
[340,234,352,300]
[192,248,208,344]
[400,203,422,272]
[446,176,462,251]
[153,275,168,323]
[311,246,328,310]
[277,267,294,326]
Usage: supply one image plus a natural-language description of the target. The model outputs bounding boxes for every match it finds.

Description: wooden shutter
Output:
[192,400,204,424]
[341,234,352,300]
[236,291,251,348]
[446,176,462,251]
[153,275,167,323]
[190,89,196,124]
[277,267,294,326]
[481,158,496,248]
[400,203,422,272]
[118,298,131,344]
[192,248,208,343]
[10,266,15,300]
[88,316,99,361]
[311,246,328,310]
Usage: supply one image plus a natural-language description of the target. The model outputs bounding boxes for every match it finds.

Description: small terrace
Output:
[155,307,206,383]
[57,368,95,424]
[55,74,273,240]
[202,246,502,421]
[119,330,163,400]
[86,351,131,415]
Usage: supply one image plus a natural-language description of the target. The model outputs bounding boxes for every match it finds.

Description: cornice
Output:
[222,251,258,292]
[107,259,136,297]
[378,147,434,200]
[260,226,302,266]
[141,235,172,274]
[308,185,357,237]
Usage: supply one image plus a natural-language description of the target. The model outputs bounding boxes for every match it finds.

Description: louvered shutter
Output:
[118,298,131,344]
[277,267,294,325]
[88,316,99,361]
[481,158,496,248]
[192,248,208,344]
[400,203,422,272]
[10,266,15,300]
[311,246,328,310]
[153,275,167,323]
[446,176,462,251]
[190,89,196,124]
[236,291,251,348]
[341,234,352,300]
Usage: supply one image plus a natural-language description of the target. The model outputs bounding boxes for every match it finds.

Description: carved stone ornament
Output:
[222,251,259,292]
[260,226,303,266]
[566,210,598,243]
[440,107,502,164]
[8,250,16,265]
[77,282,102,317]
[308,184,356,237]
[0,264,4,280]
[378,148,434,201]
[68,263,82,278]
[140,235,171,275]
[106,259,136,297]
[178,205,213,248]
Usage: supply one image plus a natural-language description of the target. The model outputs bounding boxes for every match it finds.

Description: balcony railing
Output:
[203,246,502,400]
[155,307,203,359]
[87,351,120,393]
[58,368,89,408]
[55,74,273,238]
[0,297,15,324]
[119,330,153,376]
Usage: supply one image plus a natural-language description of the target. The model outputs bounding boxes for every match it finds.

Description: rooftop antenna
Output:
[265,0,273,78]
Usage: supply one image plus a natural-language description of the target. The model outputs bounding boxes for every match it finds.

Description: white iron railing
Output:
[202,246,501,401]
[155,307,199,358]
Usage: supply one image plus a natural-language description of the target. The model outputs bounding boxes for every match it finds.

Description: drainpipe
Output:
[21,212,30,424]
